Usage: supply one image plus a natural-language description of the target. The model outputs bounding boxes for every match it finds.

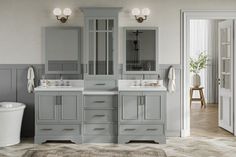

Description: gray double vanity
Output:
[34,7,167,144]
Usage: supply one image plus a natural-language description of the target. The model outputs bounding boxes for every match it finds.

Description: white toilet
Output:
[0,102,26,147]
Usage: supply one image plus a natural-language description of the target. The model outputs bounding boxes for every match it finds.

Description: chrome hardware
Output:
[94,115,105,117]
[94,128,105,130]
[63,128,75,131]
[124,128,136,131]
[94,101,105,103]
[41,128,52,131]
[95,83,106,86]
[146,128,157,131]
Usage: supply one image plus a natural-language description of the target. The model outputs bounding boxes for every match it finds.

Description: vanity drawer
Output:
[84,95,117,108]
[36,125,81,135]
[119,125,163,135]
[84,80,116,90]
[84,124,117,135]
[84,109,117,123]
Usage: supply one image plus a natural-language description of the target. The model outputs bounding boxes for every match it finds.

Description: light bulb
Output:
[63,8,72,16]
[142,8,150,16]
[132,8,141,16]
[53,8,62,16]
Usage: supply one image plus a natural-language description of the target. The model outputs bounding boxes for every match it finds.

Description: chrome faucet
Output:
[60,76,64,86]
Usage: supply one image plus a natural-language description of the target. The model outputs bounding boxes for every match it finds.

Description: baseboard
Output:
[181,129,190,137]
[166,130,181,137]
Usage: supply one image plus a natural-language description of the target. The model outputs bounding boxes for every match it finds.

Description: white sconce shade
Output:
[63,8,72,16]
[53,8,62,16]
[142,8,150,16]
[132,8,141,16]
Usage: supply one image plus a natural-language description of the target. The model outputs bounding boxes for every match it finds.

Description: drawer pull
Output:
[124,128,136,131]
[94,128,105,131]
[95,83,106,86]
[94,101,105,103]
[94,114,106,117]
[40,128,52,131]
[146,129,158,131]
[63,128,75,131]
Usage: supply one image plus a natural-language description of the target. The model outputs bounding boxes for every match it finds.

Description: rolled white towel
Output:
[168,67,176,93]
[27,66,35,93]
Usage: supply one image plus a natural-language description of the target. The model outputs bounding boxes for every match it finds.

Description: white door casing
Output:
[181,10,236,137]
[218,20,234,133]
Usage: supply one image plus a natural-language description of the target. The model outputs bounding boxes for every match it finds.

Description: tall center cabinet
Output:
[81,7,121,143]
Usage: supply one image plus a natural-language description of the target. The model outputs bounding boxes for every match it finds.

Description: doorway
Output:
[181,10,236,137]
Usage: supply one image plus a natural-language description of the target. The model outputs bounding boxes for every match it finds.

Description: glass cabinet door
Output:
[88,19,114,75]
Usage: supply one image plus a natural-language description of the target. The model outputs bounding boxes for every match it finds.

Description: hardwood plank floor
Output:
[190,103,233,137]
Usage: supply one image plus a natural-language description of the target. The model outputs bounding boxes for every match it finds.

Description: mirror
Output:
[123,27,158,74]
[44,27,81,74]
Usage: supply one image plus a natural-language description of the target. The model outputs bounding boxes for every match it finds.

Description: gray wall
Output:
[0,64,180,137]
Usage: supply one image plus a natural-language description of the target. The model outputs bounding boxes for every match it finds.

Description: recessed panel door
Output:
[218,20,234,133]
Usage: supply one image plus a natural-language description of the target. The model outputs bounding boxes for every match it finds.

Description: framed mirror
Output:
[44,27,81,74]
[123,27,159,74]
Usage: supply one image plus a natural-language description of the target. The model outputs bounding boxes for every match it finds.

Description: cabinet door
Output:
[142,92,166,124]
[36,92,58,123]
[59,92,82,123]
[86,18,115,77]
[119,92,142,123]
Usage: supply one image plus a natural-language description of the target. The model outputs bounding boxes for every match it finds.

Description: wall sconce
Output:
[53,8,72,23]
[132,8,150,23]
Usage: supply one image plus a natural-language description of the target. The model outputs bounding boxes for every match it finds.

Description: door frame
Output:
[180,10,236,137]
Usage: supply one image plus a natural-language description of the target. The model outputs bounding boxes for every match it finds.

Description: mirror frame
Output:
[123,27,159,74]
[43,27,82,75]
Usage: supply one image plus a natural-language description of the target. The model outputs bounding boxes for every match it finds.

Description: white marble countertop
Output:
[118,86,167,92]
[34,86,84,92]
[34,80,167,92]
[118,80,167,92]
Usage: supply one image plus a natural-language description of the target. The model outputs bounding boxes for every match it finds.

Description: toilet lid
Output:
[0,102,25,111]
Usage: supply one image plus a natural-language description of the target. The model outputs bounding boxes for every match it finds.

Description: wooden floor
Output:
[190,103,233,137]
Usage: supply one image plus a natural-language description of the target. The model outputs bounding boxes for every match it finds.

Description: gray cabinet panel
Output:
[119,125,163,135]
[37,93,58,123]
[143,92,166,123]
[120,92,142,123]
[35,91,82,144]
[118,91,166,144]
[84,124,117,135]
[144,95,161,121]
[84,109,117,123]
[84,95,117,108]
[61,95,78,121]
[84,80,116,90]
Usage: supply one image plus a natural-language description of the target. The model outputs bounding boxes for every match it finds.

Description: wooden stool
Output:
[190,87,206,108]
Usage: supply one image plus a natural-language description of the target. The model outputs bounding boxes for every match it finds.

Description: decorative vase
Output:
[192,73,201,87]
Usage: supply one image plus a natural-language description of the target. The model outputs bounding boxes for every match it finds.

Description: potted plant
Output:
[189,52,208,87]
